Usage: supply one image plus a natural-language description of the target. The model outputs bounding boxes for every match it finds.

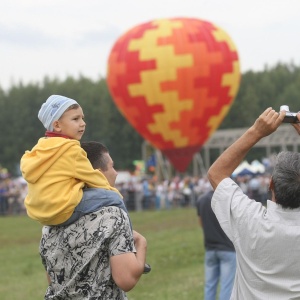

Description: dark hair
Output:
[81,141,109,171]
[272,151,300,209]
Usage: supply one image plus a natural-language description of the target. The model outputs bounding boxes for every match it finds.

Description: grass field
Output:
[0,207,205,300]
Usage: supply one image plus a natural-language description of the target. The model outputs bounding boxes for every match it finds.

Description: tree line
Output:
[1,62,299,176]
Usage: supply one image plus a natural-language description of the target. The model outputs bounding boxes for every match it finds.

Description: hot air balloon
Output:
[107,17,240,172]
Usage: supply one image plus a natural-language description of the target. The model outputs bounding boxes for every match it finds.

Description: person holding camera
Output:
[207,107,300,299]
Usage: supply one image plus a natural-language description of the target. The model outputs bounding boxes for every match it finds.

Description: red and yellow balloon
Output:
[107,17,240,172]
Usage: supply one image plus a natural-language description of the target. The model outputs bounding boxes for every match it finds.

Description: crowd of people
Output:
[3,95,300,299]
[116,171,272,212]
[0,168,273,217]
[0,172,27,216]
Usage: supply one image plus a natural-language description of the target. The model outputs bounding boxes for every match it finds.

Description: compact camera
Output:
[279,105,300,123]
[143,263,151,274]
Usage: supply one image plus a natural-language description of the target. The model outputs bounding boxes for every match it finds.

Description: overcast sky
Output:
[1,0,300,90]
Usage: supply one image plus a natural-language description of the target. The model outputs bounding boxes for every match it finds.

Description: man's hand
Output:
[292,112,300,135]
[251,107,285,138]
[208,107,285,190]
[133,230,151,273]
[133,230,147,246]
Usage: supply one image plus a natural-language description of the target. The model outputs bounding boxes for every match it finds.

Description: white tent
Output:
[250,160,265,174]
[232,160,265,177]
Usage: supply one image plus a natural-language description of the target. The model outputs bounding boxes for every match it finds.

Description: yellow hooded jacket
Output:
[21,137,121,225]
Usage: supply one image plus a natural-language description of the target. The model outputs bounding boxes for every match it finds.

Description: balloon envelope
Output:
[107,17,240,172]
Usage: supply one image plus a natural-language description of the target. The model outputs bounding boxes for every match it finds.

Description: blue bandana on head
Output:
[38,95,78,131]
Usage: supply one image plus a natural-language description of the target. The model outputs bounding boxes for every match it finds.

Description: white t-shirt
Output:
[212,177,300,300]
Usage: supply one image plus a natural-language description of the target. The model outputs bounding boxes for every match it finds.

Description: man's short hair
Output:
[81,141,109,171]
[272,151,300,209]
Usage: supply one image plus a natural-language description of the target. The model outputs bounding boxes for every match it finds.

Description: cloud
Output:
[1,0,300,91]
[0,23,60,47]
[75,25,122,47]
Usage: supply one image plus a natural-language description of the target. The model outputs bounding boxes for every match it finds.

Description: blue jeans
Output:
[60,188,130,228]
[204,250,236,300]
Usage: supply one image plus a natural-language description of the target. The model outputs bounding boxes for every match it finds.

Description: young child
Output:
[21,95,123,226]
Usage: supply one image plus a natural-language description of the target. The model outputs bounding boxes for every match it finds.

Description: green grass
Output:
[0,208,205,300]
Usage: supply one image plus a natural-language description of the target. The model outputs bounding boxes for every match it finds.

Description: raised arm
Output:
[291,112,300,135]
[207,108,285,190]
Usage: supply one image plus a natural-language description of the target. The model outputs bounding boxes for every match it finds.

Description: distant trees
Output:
[221,63,300,128]
[1,62,300,175]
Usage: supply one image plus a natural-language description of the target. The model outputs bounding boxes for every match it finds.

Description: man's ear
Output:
[269,177,276,202]
[52,120,61,132]
[269,177,274,191]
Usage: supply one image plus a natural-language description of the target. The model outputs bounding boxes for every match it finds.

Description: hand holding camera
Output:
[280,105,300,123]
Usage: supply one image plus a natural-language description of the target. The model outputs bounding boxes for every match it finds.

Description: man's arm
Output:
[207,108,285,190]
[110,230,147,292]
[292,112,300,134]
[196,201,203,227]
[198,216,203,227]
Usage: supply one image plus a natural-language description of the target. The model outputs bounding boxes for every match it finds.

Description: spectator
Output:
[258,174,270,206]
[179,176,192,207]
[208,108,300,299]
[155,181,164,210]
[125,180,136,211]
[248,174,260,202]
[0,179,9,215]
[196,189,236,300]
[169,176,182,207]
[21,95,121,226]
[142,178,155,210]
[40,141,148,299]
[235,175,249,194]
[133,179,144,212]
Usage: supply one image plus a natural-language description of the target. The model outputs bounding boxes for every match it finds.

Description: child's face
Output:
[55,106,86,140]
